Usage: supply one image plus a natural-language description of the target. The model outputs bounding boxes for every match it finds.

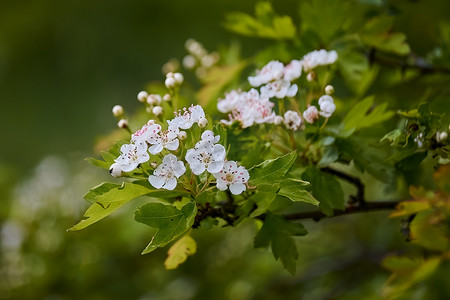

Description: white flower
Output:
[318,95,336,118]
[260,80,298,99]
[115,143,150,172]
[248,60,284,87]
[283,60,302,82]
[213,161,249,195]
[217,90,241,113]
[303,106,319,124]
[301,49,338,72]
[148,126,180,155]
[148,154,186,190]
[168,105,206,130]
[186,130,225,175]
[131,121,161,145]
[284,110,302,130]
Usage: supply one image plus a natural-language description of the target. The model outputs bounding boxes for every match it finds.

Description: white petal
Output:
[191,163,205,175]
[121,162,138,172]
[149,175,165,189]
[163,178,177,190]
[230,183,246,195]
[286,84,298,97]
[174,161,186,177]
[207,161,224,174]
[226,161,238,173]
[236,167,250,182]
[165,139,179,151]
[216,179,228,191]
[138,152,150,164]
[212,144,226,161]
[149,143,163,155]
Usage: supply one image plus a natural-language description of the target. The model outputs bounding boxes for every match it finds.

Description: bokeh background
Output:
[1,0,450,299]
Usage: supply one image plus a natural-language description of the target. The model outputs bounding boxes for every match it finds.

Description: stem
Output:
[320,166,365,206]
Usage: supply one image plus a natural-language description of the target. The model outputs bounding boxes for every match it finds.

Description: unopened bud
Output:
[198,117,208,128]
[112,105,123,117]
[273,116,283,125]
[137,91,148,103]
[152,106,163,116]
[109,163,122,178]
[163,94,171,102]
[178,131,187,140]
[325,85,334,95]
[118,119,128,129]
[165,77,176,89]
[150,161,158,169]
[183,55,197,69]
[440,131,448,142]
[306,72,316,82]
[173,73,184,85]
[147,94,161,105]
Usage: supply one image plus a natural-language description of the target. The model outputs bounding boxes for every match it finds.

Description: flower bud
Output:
[178,131,187,140]
[325,85,334,95]
[147,94,161,105]
[173,73,184,85]
[183,55,196,69]
[440,131,448,142]
[166,72,174,78]
[150,161,158,169]
[112,105,123,117]
[163,94,171,102]
[137,91,148,103]
[273,116,283,125]
[165,77,176,89]
[109,163,122,178]
[198,117,208,128]
[306,71,316,82]
[152,106,163,116]
[118,119,128,129]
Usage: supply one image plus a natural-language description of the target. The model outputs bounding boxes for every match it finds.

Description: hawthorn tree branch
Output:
[320,167,365,206]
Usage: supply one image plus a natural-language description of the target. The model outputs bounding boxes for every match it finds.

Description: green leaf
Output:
[248,151,297,185]
[380,129,403,146]
[342,96,395,135]
[302,167,345,216]
[85,157,109,170]
[254,212,307,275]
[249,185,278,218]
[410,210,449,252]
[278,179,319,206]
[164,234,197,270]
[68,182,151,231]
[134,202,197,254]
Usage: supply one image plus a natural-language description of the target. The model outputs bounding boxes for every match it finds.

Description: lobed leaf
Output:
[248,151,297,186]
[278,179,319,206]
[164,234,197,270]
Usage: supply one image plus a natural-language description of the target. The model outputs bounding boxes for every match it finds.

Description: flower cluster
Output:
[217,49,338,130]
[109,103,249,195]
[182,39,220,78]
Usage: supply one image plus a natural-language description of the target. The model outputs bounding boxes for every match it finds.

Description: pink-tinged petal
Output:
[236,167,250,182]
[165,139,179,151]
[149,175,165,189]
[163,178,177,190]
[207,161,224,174]
[229,183,246,195]
[216,179,228,191]
[121,162,138,172]
[149,143,163,155]
[174,161,186,177]
[212,144,226,161]
[227,161,238,172]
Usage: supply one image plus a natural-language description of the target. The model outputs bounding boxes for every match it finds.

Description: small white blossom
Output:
[213,161,249,195]
[301,49,338,72]
[283,60,302,82]
[115,143,150,172]
[148,154,186,190]
[131,120,161,144]
[168,105,206,130]
[284,110,302,130]
[152,106,163,116]
[303,106,319,124]
[112,105,123,117]
[109,163,122,177]
[248,60,284,87]
[186,131,226,175]
[273,115,283,125]
[217,90,241,113]
[148,126,180,155]
[198,117,208,128]
[318,95,336,118]
[260,80,298,99]
[325,85,334,95]
[118,119,128,128]
[137,91,148,103]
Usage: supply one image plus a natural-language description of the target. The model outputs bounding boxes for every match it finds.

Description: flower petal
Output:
[207,161,224,174]
[149,143,163,155]
[149,175,165,189]
[163,177,177,190]
[165,139,179,151]
[216,179,228,191]
[229,183,246,195]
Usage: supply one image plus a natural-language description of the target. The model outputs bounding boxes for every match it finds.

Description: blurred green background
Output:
[1,0,450,299]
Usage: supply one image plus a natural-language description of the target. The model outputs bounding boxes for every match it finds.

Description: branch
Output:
[320,167,365,206]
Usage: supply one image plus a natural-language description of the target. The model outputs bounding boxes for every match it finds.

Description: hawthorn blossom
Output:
[303,106,319,124]
[284,110,302,130]
[168,105,206,130]
[131,120,161,145]
[283,60,302,82]
[217,90,241,113]
[260,80,298,99]
[148,126,180,155]
[114,143,149,172]
[213,161,249,195]
[318,95,336,118]
[301,49,338,72]
[248,60,284,87]
[148,154,186,190]
[186,131,226,175]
